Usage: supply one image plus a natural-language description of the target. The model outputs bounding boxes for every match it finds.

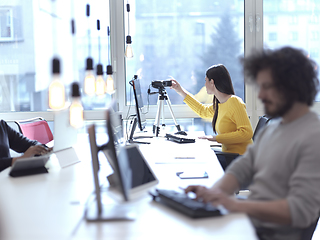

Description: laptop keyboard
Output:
[151,189,221,218]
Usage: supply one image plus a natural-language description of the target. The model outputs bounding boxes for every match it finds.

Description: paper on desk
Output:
[155,157,208,164]
[154,147,208,164]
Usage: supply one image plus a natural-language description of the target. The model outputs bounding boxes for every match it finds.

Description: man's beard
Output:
[263,97,294,118]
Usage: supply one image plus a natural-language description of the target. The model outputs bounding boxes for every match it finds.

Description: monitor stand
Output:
[86,174,136,221]
[127,117,153,144]
[85,201,136,222]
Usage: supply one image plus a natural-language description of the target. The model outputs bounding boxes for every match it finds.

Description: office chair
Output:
[252,115,271,141]
[14,117,53,145]
[214,115,271,171]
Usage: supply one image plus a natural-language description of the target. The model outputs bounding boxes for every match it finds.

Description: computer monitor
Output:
[86,106,158,221]
[128,77,153,144]
[86,124,133,221]
[105,106,158,198]
[129,76,146,132]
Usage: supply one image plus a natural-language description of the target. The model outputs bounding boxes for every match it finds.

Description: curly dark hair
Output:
[241,46,319,106]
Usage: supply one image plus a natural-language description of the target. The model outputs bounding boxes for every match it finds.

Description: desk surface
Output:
[0,132,257,240]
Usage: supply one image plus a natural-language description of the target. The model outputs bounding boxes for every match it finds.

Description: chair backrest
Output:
[252,115,271,141]
[14,117,53,145]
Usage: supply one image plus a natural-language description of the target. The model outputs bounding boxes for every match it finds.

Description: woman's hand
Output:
[170,79,188,99]
[12,145,53,165]
[198,135,217,141]
[23,145,52,158]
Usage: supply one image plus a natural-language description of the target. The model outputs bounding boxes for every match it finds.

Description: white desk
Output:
[0,133,258,240]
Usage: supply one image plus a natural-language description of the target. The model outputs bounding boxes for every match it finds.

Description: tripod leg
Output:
[161,99,165,127]
[165,97,181,132]
[153,99,163,137]
[153,97,160,134]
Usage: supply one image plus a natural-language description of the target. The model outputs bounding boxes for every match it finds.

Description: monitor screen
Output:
[125,144,158,196]
[129,77,146,132]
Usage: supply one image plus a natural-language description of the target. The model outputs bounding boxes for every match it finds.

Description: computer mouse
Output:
[175,131,187,136]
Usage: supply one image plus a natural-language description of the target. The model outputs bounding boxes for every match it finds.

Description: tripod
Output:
[152,87,181,137]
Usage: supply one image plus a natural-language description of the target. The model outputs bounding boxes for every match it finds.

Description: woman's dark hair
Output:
[206,64,235,133]
[241,46,319,106]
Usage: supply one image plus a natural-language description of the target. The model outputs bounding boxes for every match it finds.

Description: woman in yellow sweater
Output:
[171,64,253,169]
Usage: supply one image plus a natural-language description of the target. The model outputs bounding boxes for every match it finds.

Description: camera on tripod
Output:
[151,80,172,89]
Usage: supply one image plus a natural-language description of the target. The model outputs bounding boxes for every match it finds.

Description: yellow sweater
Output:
[184,94,253,155]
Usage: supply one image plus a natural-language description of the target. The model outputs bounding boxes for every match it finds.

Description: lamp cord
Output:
[127,2,130,35]
[107,26,111,65]
[51,0,57,56]
[86,4,91,57]
[97,20,101,63]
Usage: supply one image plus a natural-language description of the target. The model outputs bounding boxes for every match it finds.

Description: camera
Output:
[151,80,172,89]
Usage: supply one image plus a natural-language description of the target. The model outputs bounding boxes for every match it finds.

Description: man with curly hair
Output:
[185,47,320,240]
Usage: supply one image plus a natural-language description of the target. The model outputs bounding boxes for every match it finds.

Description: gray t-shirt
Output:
[226,111,320,240]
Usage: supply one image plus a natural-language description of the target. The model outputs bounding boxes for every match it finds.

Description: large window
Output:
[125,0,245,112]
[2,0,319,125]
[263,0,320,101]
[0,0,111,114]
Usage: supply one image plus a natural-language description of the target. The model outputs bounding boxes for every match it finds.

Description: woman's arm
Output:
[171,79,215,119]
[170,79,188,99]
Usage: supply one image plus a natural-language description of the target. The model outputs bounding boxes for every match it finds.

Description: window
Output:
[289,31,298,41]
[289,15,298,25]
[0,8,13,41]
[310,31,320,41]
[195,21,205,35]
[6,0,319,126]
[309,15,319,24]
[268,15,277,25]
[0,0,111,114]
[263,0,320,102]
[310,48,319,58]
[268,32,277,41]
[125,0,245,111]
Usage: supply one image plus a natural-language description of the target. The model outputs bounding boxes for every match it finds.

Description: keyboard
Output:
[150,189,221,218]
[165,134,195,143]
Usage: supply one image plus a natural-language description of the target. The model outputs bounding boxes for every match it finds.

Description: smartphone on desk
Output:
[177,171,208,179]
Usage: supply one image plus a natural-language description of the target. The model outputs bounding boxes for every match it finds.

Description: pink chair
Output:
[14,117,53,144]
